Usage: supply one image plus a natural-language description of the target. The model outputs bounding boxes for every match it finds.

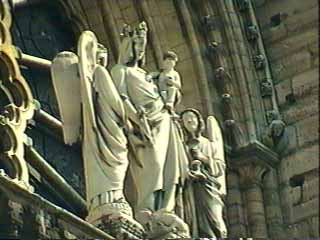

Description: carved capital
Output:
[237,163,268,187]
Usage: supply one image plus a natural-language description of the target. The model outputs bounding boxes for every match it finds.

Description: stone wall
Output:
[255,0,319,237]
[63,0,205,113]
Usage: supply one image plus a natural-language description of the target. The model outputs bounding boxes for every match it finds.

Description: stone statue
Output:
[150,51,182,114]
[111,22,189,216]
[51,31,133,222]
[181,108,227,238]
[50,21,227,239]
[143,209,191,239]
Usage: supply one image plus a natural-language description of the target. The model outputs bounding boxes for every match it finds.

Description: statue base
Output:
[145,209,191,240]
[87,202,145,239]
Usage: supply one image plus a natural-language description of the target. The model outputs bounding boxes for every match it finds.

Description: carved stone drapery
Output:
[0,1,34,189]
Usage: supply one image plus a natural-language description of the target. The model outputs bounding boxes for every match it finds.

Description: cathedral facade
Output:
[0,0,318,239]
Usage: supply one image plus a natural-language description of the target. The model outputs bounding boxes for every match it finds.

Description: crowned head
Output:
[118,21,148,66]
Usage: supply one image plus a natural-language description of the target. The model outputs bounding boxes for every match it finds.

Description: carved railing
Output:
[0,0,34,190]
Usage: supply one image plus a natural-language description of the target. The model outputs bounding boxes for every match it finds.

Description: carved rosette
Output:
[0,2,34,190]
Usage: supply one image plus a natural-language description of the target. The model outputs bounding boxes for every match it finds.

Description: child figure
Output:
[157,51,181,113]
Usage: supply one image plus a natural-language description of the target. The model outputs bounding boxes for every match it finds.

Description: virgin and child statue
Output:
[51,21,227,239]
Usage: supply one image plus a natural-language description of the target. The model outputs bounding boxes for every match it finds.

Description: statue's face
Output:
[273,121,284,137]
[162,58,176,70]
[97,52,108,67]
[134,37,146,61]
[182,111,199,133]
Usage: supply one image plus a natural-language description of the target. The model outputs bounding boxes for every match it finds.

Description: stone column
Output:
[238,164,268,238]
[226,171,247,237]
[263,169,286,239]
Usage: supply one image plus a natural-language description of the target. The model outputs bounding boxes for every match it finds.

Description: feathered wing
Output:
[77,31,98,129]
[51,51,81,145]
[207,115,226,196]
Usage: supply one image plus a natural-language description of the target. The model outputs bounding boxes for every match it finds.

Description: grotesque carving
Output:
[260,79,273,97]
[253,54,266,70]
[247,25,259,42]
[266,109,278,124]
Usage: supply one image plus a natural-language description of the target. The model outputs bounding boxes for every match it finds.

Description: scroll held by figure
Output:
[50,21,228,239]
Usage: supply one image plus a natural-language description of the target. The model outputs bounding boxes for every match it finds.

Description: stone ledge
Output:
[0,173,114,239]
[230,140,280,168]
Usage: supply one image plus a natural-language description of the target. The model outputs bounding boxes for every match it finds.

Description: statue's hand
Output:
[188,171,207,181]
[192,150,209,163]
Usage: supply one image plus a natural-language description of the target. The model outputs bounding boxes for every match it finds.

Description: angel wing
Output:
[207,115,226,195]
[77,31,98,130]
[51,51,81,145]
[207,116,224,161]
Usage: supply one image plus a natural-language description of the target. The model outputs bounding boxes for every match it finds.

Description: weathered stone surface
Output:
[122,7,139,24]
[296,115,319,146]
[279,145,319,183]
[292,68,319,97]
[267,29,318,61]
[303,177,319,202]
[272,50,312,80]
[292,198,319,223]
[282,97,318,125]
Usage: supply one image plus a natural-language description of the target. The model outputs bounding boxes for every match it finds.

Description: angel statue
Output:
[51,31,133,224]
[181,108,227,238]
[111,22,189,219]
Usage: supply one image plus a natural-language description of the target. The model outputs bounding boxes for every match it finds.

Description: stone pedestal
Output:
[93,215,145,240]
[87,202,145,239]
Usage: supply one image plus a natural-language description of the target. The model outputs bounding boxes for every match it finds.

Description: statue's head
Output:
[96,43,108,67]
[162,51,178,70]
[118,22,148,67]
[181,108,205,138]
